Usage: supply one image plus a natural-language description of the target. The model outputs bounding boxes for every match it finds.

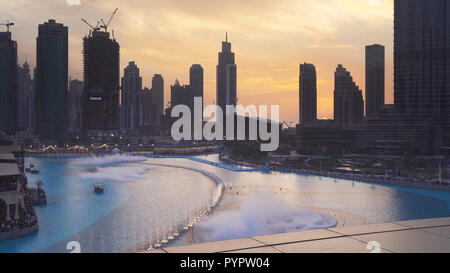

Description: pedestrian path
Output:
[144,217,450,253]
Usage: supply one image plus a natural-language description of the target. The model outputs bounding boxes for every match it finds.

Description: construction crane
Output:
[100,8,119,32]
[0,21,14,32]
[81,18,101,32]
[283,121,294,128]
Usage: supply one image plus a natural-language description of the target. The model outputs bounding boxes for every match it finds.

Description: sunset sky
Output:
[1,0,394,124]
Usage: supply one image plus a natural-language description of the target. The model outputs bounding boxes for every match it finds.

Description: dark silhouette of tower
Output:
[216,34,237,116]
[334,64,364,127]
[17,62,34,132]
[190,64,204,124]
[0,30,17,133]
[152,74,164,117]
[36,19,68,140]
[190,64,203,99]
[365,44,385,117]
[121,61,142,134]
[394,0,450,116]
[299,63,317,124]
[83,30,120,135]
[68,79,84,134]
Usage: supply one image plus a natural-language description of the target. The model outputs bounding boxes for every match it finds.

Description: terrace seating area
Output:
[0,148,38,238]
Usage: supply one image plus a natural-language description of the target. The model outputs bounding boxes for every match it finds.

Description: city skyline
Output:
[0,0,394,123]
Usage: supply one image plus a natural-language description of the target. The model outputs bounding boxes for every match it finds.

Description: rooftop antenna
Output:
[226,32,228,42]
[0,21,14,32]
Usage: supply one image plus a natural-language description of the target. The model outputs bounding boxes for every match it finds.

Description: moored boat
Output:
[94,184,105,193]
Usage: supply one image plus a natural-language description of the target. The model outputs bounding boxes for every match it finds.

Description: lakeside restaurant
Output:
[0,154,23,222]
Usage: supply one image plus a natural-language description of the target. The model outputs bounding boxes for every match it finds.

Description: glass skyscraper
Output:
[365,44,385,117]
[0,31,17,133]
[394,0,450,116]
[216,34,237,113]
[299,63,317,124]
[35,19,68,140]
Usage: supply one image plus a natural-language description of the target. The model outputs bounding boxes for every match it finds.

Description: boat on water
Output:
[29,166,40,174]
[94,184,105,193]
[25,163,35,172]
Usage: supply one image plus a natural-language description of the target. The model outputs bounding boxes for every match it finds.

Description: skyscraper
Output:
[142,87,154,133]
[216,34,237,115]
[299,63,317,124]
[121,61,142,134]
[365,44,385,117]
[151,74,164,122]
[67,79,84,134]
[83,30,120,135]
[17,62,34,132]
[334,64,364,127]
[190,64,204,99]
[190,64,204,124]
[36,20,68,140]
[0,30,17,134]
[394,0,450,116]
[171,79,193,109]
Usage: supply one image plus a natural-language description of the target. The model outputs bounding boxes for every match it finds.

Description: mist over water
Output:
[78,165,152,182]
[196,193,337,242]
[71,155,148,166]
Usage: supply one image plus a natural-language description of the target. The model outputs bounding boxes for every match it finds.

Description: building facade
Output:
[394,0,450,116]
[299,63,317,124]
[83,30,120,136]
[190,64,204,99]
[216,35,237,122]
[366,44,385,117]
[121,61,142,135]
[35,20,68,141]
[67,79,84,134]
[334,64,364,127]
[17,62,34,132]
[152,74,164,116]
[0,31,17,134]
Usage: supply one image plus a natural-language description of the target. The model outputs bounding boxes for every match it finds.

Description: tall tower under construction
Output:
[83,30,120,136]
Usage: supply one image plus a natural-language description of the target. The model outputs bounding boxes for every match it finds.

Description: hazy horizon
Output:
[1,0,394,123]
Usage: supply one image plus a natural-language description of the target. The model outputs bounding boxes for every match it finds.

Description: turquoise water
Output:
[1,154,450,252]
[0,158,130,253]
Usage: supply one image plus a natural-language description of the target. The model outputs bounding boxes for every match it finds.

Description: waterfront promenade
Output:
[145,217,450,253]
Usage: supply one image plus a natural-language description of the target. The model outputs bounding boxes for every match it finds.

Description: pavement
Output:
[144,217,450,253]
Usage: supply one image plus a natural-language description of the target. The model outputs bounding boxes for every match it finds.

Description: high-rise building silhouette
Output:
[17,62,34,132]
[190,64,204,99]
[152,74,164,116]
[299,63,317,124]
[142,87,153,132]
[36,20,68,140]
[334,64,364,127]
[365,44,385,117]
[121,61,142,134]
[68,79,84,134]
[394,0,450,116]
[83,30,120,135]
[0,30,17,134]
[171,79,193,109]
[216,34,237,124]
[190,64,204,125]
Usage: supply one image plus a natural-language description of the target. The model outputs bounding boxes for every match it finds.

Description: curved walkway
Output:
[137,162,225,250]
